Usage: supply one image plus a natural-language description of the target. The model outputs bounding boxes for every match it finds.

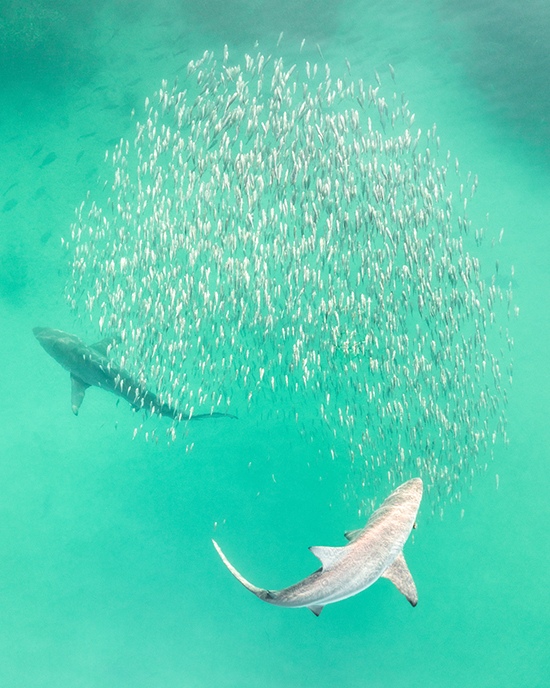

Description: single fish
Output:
[2,198,18,213]
[32,186,47,200]
[2,181,19,196]
[213,478,423,615]
[39,152,57,168]
[33,326,236,421]
[30,145,44,159]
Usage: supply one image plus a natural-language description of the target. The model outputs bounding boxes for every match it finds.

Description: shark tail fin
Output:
[212,539,268,599]
[381,551,418,606]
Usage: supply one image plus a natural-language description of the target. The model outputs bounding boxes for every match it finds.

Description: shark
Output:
[33,326,235,421]
[213,477,423,615]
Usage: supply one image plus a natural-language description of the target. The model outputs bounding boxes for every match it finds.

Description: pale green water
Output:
[0,1,549,686]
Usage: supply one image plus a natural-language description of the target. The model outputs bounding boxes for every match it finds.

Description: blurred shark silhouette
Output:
[33,326,235,421]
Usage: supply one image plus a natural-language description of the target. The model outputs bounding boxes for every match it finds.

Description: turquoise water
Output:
[0,1,549,686]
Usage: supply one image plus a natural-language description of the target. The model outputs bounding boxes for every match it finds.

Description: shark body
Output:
[33,326,234,421]
[213,477,423,615]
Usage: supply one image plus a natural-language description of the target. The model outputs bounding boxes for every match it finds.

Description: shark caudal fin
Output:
[212,539,270,599]
[381,551,418,606]
[188,411,238,421]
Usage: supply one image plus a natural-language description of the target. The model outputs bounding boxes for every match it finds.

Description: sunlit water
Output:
[0,2,548,686]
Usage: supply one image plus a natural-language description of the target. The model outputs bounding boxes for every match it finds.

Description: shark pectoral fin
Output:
[344,528,362,542]
[70,374,90,415]
[382,552,418,606]
[309,545,346,570]
[308,604,324,616]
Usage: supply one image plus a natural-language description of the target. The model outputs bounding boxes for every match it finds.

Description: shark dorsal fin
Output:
[90,338,116,357]
[309,545,347,570]
[70,374,90,415]
[381,552,418,606]
[344,528,362,542]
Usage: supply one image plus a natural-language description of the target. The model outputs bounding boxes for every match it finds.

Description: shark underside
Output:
[213,478,423,615]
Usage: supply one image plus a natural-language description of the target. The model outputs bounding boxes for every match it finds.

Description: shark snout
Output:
[33,327,63,360]
[33,326,55,343]
[33,327,64,346]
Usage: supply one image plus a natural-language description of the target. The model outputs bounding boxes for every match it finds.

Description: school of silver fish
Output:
[63,47,515,514]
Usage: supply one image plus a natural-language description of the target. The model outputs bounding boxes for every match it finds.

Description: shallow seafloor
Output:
[0,1,548,686]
